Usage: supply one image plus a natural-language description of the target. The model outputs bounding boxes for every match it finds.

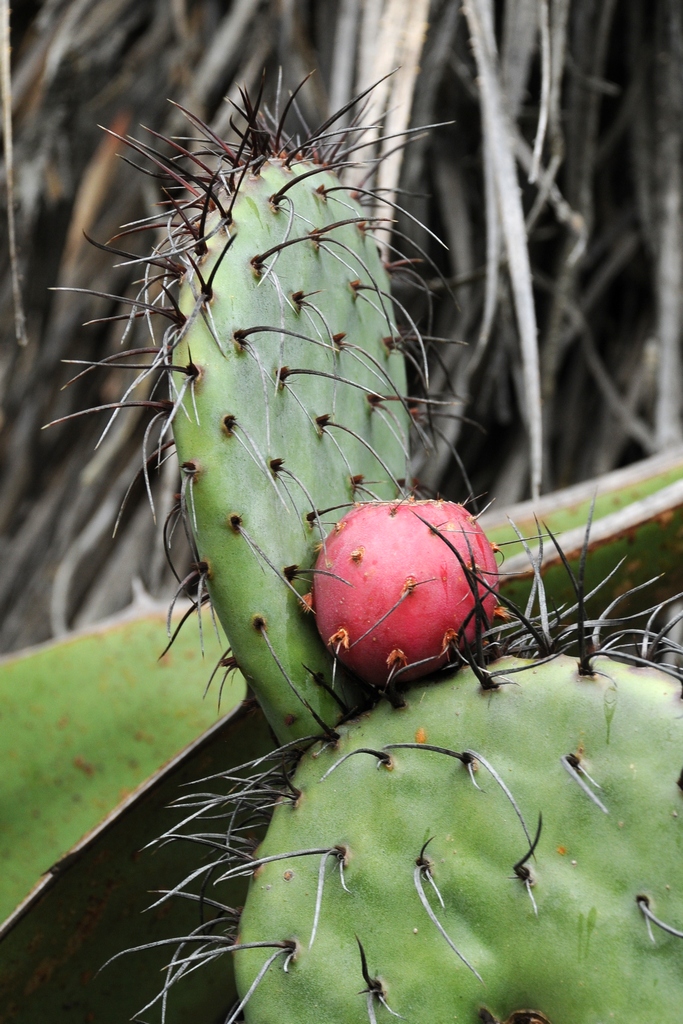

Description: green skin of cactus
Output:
[171,160,408,744]
[234,654,683,1023]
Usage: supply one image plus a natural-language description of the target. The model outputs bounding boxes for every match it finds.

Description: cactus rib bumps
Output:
[76,80,683,1024]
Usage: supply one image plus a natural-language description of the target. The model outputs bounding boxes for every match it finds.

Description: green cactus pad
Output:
[171,160,409,743]
[234,654,683,1023]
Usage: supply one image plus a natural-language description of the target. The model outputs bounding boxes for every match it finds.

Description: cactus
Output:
[73,82,683,1023]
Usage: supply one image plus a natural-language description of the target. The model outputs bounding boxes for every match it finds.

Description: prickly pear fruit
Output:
[232,653,683,1024]
[312,500,499,686]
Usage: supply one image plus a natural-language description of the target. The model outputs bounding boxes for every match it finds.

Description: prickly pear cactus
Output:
[77,81,683,1024]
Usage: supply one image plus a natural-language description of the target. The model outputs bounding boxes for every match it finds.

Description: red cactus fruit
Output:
[312,500,499,687]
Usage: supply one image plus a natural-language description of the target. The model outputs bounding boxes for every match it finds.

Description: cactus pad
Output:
[233,654,683,1023]
[170,159,409,741]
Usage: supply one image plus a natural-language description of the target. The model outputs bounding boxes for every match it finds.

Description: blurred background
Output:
[0,0,680,653]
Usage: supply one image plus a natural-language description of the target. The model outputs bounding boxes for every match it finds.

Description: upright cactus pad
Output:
[68,85,422,746]
[170,155,409,741]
